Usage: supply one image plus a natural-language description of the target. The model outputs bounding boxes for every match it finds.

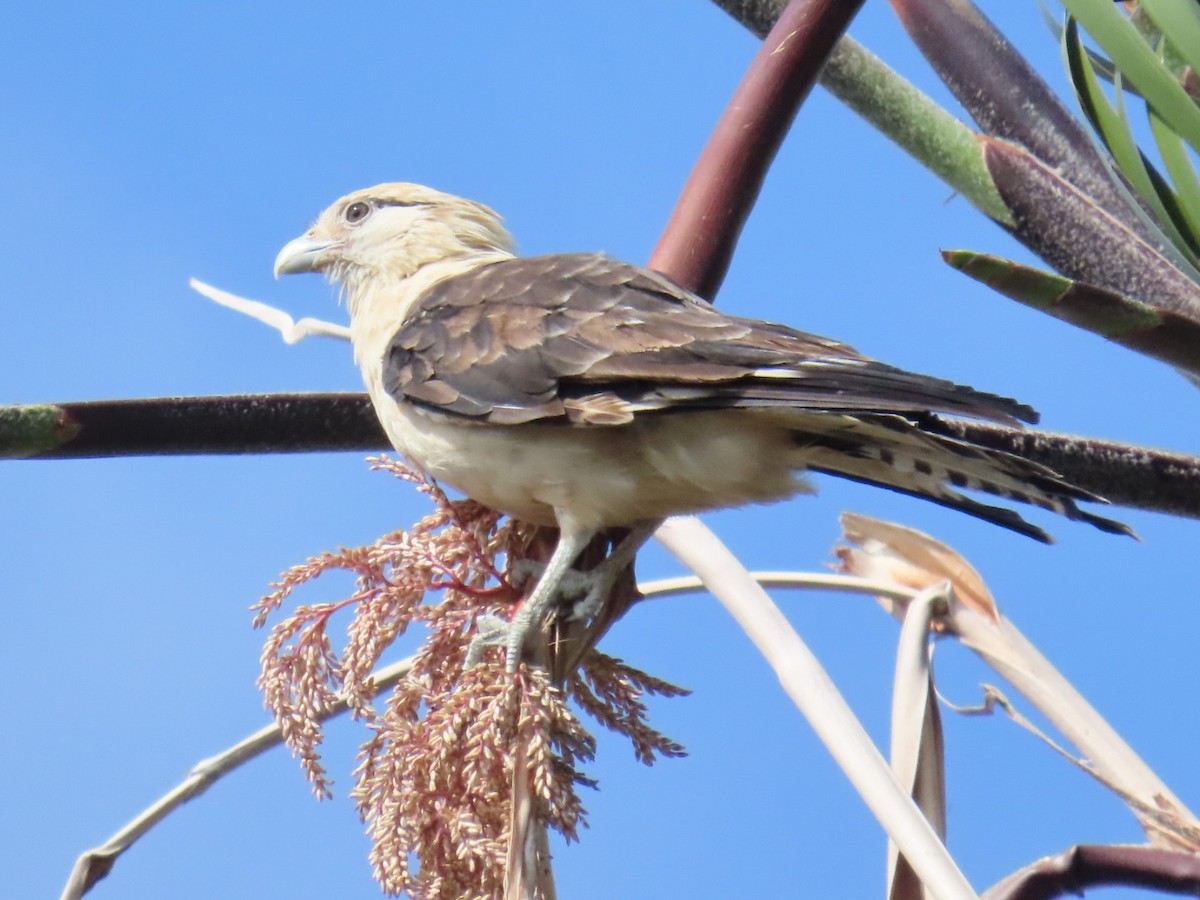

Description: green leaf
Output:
[1139,0,1200,84]
[943,249,1200,376]
[1063,17,1190,256]
[1042,0,1145,96]
[1149,104,1200,251]
[1061,0,1200,150]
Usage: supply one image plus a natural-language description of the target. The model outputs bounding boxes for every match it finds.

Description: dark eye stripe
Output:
[375,199,428,209]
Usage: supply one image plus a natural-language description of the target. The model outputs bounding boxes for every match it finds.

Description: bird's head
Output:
[273,182,516,294]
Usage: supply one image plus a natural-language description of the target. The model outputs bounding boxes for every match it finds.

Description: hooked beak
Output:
[273,234,342,278]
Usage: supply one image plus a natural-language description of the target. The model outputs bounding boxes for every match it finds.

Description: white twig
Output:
[189,278,351,343]
[61,654,415,900]
[654,516,979,900]
[638,571,913,602]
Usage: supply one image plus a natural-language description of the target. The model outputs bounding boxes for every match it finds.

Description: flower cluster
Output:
[254,456,686,897]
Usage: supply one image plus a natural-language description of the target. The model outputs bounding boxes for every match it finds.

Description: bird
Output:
[274,182,1128,671]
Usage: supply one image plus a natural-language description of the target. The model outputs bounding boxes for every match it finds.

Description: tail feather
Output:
[794,414,1134,541]
[808,463,1056,542]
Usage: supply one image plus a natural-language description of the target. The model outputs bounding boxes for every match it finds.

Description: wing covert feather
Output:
[381,253,1036,426]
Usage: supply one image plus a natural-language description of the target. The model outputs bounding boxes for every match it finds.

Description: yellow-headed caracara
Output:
[275,183,1127,670]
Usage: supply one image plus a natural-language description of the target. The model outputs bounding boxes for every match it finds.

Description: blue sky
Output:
[4,2,1198,898]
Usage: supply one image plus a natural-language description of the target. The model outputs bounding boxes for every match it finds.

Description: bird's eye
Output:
[343,201,372,224]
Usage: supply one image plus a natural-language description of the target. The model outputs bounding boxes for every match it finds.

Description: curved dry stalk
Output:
[837,513,1200,851]
[888,583,950,900]
[637,570,913,600]
[60,654,416,900]
[655,515,981,900]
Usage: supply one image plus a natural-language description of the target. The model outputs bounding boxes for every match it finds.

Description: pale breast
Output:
[366,393,814,529]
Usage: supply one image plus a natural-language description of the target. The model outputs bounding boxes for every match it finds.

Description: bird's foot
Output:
[504,555,631,671]
[467,523,657,674]
[463,560,622,673]
[508,560,605,621]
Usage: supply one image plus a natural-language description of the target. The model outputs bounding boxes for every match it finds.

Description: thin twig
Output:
[60,654,416,900]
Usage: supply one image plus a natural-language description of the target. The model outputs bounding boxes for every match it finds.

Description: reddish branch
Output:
[651,0,866,297]
[984,844,1200,900]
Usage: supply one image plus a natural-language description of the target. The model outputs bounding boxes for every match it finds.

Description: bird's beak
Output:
[273,234,341,278]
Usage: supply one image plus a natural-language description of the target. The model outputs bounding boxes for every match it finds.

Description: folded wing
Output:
[382,253,1037,427]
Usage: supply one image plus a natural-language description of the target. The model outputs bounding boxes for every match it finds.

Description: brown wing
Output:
[381,253,1038,427]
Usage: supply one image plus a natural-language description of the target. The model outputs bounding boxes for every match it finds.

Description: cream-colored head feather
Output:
[274,182,516,296]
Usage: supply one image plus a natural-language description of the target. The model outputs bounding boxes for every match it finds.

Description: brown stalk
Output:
[8,393,1200,523]
[984,844,1200,900]
[651,0,866,300]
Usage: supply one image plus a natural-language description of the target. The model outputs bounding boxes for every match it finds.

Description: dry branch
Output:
[6,395,1198,523]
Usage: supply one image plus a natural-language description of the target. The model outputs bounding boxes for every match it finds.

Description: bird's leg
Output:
[466,521,658,673]
[560,520,658,621]
[503,523,595,672]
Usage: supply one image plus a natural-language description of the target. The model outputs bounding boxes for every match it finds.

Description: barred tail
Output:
[793,414,1133,543]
